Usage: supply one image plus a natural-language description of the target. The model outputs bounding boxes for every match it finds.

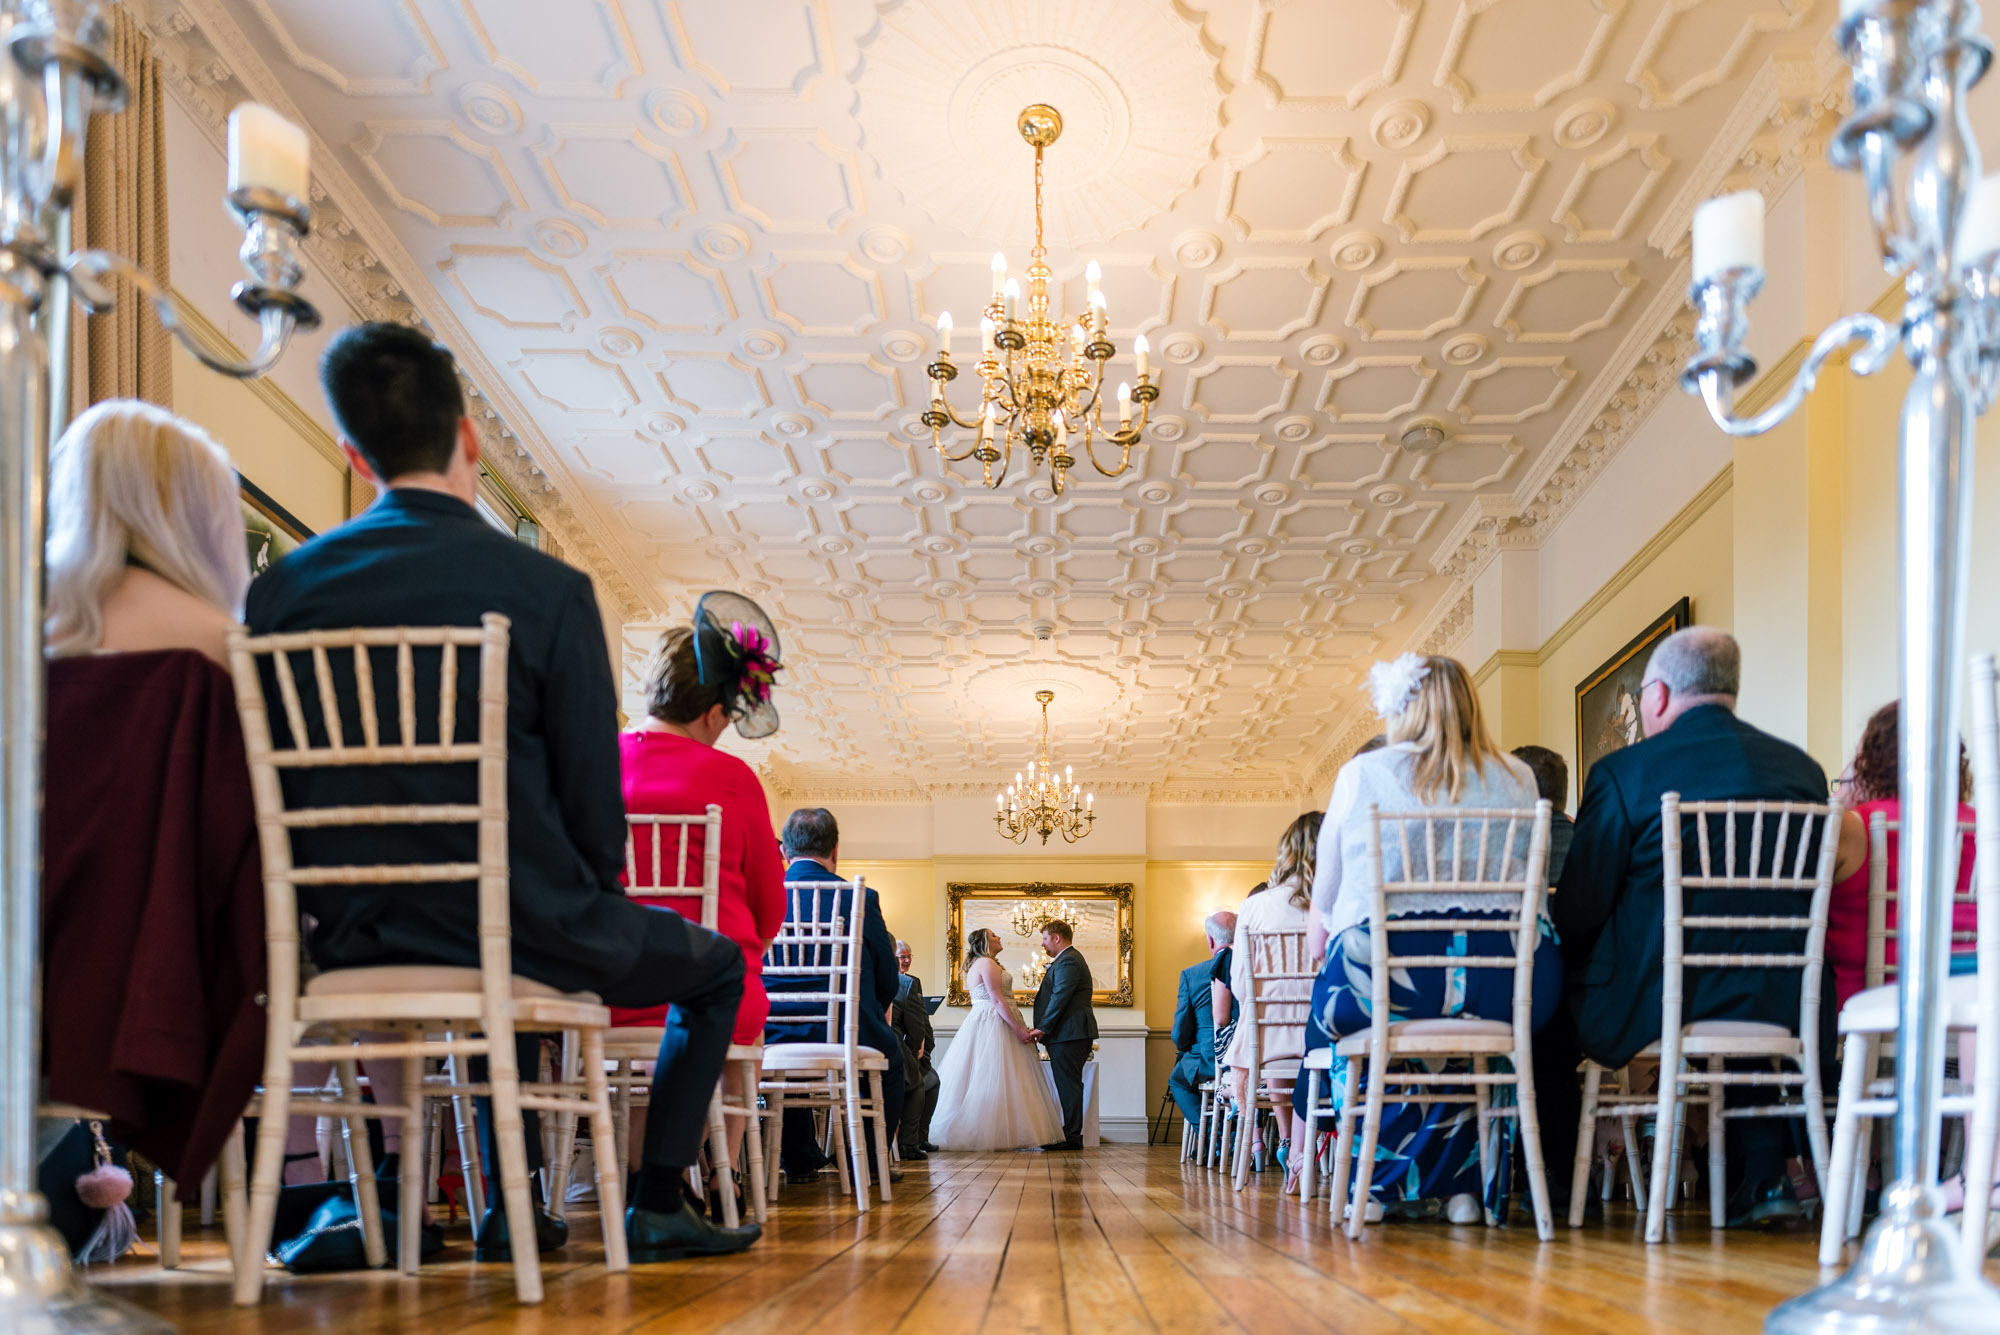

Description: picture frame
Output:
[944,881,1134,1007]
[1574,596,1692,792]
[240,476,313,578]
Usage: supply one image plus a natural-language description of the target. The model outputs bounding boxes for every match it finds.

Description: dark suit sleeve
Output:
[542,576,626,894]
[1041,952,1087,1028]
[1554,757,1635,947]
[1171,973,1196,1053]
[863,890,899,1011]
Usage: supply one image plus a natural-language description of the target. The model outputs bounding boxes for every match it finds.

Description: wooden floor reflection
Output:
[92,1143,1915,1333]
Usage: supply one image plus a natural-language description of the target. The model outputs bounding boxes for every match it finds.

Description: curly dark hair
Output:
[1850,701,1971,805]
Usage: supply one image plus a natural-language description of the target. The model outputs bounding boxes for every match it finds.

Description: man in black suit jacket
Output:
[1540,627,1831,1226]
[894,941,939,1157]
[763,808,905,1179]
[245,322,757,1262]
[1028,920,1097,1149]
[1168,911,1235,1127]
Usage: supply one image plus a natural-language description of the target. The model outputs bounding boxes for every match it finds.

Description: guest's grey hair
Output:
[1644,626,1740,700]
[781,807,838,859]
[894,940,910,952]
[1203,910,1237,948]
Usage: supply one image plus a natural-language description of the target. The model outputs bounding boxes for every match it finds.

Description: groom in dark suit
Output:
[1027,920,1096,1150]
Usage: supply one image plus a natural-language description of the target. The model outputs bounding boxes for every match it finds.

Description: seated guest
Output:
[40,400,265,1195]
[1224,813,1321,1172]
[1169,911,1235,1129]
[765,809,903,1180]
[1826,701,1972,1009]
[1209,886,1258,1068]
[1307,654,1553,1223]
[1511,745,1575,883]
[1548,627,1832,1227]
[614,622,787,1219]
[246,322,757,1261]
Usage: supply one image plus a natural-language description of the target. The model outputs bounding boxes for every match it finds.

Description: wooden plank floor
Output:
[89,1145,1931,1334]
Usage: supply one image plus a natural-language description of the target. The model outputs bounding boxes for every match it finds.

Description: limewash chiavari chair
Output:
[1820,655,2000,1266]
[1231,928,1311,1192]
[224,616,627,1305]
[556,808,768,1226]
[1308,802,1557,1241]
[758,878,894,1209]
[1615,794,1842,1244]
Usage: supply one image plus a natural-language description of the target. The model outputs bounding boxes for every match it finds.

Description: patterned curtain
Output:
[78,3,171,409]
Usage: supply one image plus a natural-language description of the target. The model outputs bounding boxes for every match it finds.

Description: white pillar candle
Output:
[1085,259,1102,303]
[936,311,953,359]
[1054,416,1068,448]
[1957,173,2000,264]
[930,376,944,405]
[228,102,310,201]
[981,401,997,439]
[979,316,996,356]
[1069,323,1085,355]
[1134,333,1151,379]
[1002,278,1020,323]
[1117,381,1132,426]
[1691,190,1764,284]
[991,252,1008,297]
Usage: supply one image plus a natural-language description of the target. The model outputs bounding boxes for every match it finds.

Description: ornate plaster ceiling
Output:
[171,0,1839,798]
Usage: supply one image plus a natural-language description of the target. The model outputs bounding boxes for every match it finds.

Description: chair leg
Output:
[1621,1116,1648,1214]
[1471,1056,1494,1225]
[1570,1064,1602,1228]
[399,1053,425,1275]
[484,1028,546,1305]
[548,1035,583,1223]
[333,1060,388,1270]
[765,1086,786,1203]
[1299,1069,1321,1208]
[427,1097,445,1207]
[449,1053,487,1223]
[1346,1056,1387,1240]
[234,1054,295,1306]
[582,1030,628,1273]
[220,1122,247,1278]
[828,1091,854,1198]
[1668,1086,1690,1203]
[1644,1051,1681,1245]
[1705,1057,1728,1231]
[705,1082,737,1227]
[1845,1111,1872,1244]
[735,1062,769,1224]
[157,1173,181,1270]
[1514,1044,1554,1243]
[1821,1031,1873,1266]
[865,1071,893,1204]
[200,1167,217,1228]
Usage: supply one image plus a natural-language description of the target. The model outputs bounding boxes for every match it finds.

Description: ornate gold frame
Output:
[944,881,1134,1006]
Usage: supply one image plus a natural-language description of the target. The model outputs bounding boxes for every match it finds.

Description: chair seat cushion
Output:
[1333,1017,1515,1057]
[1838,975,1983,1034]
[761,1042,889,1071]
[1682,1019,1790,1038]
[305,965,601,1005]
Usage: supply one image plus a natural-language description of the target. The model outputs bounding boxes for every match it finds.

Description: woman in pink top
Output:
[1827,701,1977,1011]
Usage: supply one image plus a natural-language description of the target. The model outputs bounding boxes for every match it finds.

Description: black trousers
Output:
[1046,1039,1090,1144]
[778,1051,905,1172]
[901,1065,940,1153]
[1168,1051,1210,1125]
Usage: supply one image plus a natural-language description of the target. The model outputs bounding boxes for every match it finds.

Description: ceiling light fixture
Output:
[1399,419,1450,454]
[994,690,1095,845]
[925,104,1159,496]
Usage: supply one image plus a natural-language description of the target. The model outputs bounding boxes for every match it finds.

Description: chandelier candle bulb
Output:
[1691,190,1764,284]
[1070,323,1085,355]
[980,316,995,356]
[1957,174,2000,264]
[228,103,311,202]
[1086,259,1102,302]
[1003,278,1020,323]
[1118,381,1132,426]
[1090,289,1108,335]
[1134,334,1151,379]
[991,251,1008,296]
[937,311,953,359]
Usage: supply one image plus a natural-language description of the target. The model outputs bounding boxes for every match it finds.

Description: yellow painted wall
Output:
[1140,860,1270,1121]
[170,340,349,536]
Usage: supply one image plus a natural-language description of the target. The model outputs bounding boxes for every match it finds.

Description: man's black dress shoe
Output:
[1726,1176,1803,1229]
[921,1141,940,1153]
[472,1205,568,1262]
[1040,1139,1083,1152]
[900,1147,928,1161]
[626,1201,761,1262]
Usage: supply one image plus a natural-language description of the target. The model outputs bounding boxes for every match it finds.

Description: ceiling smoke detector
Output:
[1399,419,1450,455]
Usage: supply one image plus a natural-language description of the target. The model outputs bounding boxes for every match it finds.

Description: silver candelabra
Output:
[0,1,319,1330]
[1683,1,2000,1330]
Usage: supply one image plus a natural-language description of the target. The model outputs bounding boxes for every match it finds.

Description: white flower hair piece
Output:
[1368,653,1430,721]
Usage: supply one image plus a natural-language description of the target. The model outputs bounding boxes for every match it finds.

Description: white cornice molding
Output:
[143,0,653,619]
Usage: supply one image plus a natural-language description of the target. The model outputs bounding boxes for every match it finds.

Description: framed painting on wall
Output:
[241,475,313,577]
[944,882,1134,1007]
[1574,596,1691,792]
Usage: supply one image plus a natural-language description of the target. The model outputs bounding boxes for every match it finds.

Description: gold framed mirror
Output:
[944,881,1134,1006]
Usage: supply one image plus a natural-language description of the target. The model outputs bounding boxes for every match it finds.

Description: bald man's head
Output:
[1640,626,1738,737]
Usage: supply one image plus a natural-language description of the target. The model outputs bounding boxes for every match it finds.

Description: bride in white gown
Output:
[930,928,1066,1151]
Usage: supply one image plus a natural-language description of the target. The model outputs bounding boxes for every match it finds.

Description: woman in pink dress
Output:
[613,613,786,1212]
[1826,701,1977,1011]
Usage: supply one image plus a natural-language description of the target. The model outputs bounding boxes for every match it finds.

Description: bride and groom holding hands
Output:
[929,920,1097,1152]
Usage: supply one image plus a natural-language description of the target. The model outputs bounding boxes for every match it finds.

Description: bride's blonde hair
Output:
[966,928,999,961]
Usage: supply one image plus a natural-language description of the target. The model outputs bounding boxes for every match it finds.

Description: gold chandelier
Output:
[994,690,1095,845]
[1009,895,1082,939]
[924,104,1158,496]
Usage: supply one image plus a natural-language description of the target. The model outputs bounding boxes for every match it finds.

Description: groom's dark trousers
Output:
[1045,1040,1090,1143]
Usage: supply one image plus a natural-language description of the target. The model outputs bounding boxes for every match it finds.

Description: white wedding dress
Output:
[929,966,1066,1151]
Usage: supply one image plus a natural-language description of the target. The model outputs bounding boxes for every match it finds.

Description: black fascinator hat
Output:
[692,591,784,739]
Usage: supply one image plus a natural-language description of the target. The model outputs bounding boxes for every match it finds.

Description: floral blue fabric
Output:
[1299,910,1562,1216]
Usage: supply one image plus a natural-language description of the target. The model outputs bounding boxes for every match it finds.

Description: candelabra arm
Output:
[1692,310,1897,437]
[63,249,306,379]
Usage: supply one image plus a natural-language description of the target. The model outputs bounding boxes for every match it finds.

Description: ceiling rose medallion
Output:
[923,105,1159,495]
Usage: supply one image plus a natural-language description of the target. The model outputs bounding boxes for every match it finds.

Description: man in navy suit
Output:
[764,808,905,1179]
[1028,920,1097,1149]
[1540,627,1831,1227]
[245,322,758,1262]
[1168,910,1234,1129]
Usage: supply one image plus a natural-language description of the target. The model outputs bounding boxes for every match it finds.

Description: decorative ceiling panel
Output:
[193,0,1836,794]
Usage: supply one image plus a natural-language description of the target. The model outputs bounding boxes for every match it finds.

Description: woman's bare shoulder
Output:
[98,569,232,665]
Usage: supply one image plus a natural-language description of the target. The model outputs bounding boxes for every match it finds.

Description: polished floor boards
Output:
[94,1145,1899,1334]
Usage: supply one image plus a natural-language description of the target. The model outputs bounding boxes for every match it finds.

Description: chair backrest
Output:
[1969,656,2000,1066]
[1241,927,1312,1076]
[624,807,723,931]
[224,615,512,1013]
[1864,811,1979,989]
[764,877,868,1057]
[1659,793,1844,1042]
[1362,802,1553,1041]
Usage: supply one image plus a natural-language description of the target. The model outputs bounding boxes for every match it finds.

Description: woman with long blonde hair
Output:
[1298,654,1557,1224]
